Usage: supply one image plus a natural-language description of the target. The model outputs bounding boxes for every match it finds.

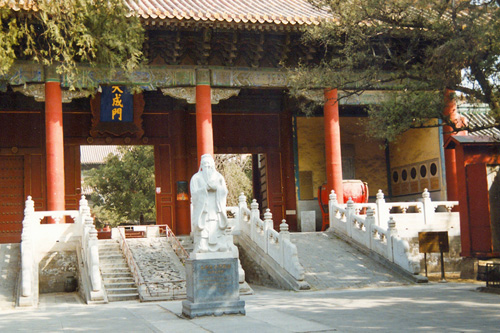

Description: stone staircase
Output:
[176,235,194,253]
[98,239,139,302]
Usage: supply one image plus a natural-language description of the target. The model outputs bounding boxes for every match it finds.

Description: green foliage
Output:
[215,154,253,206]
[0,8,21,75]
[0,0,145,88]
[289,0,500,140]
[85,146,155,227]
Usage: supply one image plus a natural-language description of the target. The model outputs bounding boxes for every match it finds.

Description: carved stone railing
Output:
[18,196,104,307]
[329,189,460,275]
[234,193,305,283]
[77,196,103,301]
[117,227,147,300]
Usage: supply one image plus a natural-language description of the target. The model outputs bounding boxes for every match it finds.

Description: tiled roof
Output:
[129,0,330,26]
[458,104,500,138]
[80,145,122,165]
[4,0,330,26]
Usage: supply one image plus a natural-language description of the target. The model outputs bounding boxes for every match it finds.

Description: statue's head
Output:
[199,154,216,181]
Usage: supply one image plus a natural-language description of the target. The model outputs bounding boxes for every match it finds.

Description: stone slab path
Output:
[127,238,186,300]
[1,283,497,332]
[291,231,411,290]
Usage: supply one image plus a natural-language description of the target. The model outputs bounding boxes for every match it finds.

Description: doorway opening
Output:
[214,154,254,207]
[80,145,156,229]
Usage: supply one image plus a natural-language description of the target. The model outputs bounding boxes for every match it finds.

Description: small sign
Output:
[100,86,133,122]
[419,231,449,253]
[176,181,189,201]
[156,187,161,194]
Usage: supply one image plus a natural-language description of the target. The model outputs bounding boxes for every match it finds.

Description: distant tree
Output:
[0,0,145,89]
[289,0,500,141]
[215,154,253,206]
[85,146,155,227]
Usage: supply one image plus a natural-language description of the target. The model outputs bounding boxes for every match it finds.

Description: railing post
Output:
[365,208,376,249]
[346,198,355,238]
[328,190,337,229]
[88,224,101,292]
[236,192,247,233]
[387,217,397,262]
[422,189,433,225]
[250,199,259,243]
[376,190,388,228]
[263,209,273,253]
[279,220,289,267]
[21,196,35,298]
[79,195,91,225]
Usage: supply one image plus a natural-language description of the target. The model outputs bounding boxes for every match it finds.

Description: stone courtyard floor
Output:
[0,282,499,332]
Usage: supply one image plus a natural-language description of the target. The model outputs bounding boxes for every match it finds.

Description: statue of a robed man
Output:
[190,154,229,254]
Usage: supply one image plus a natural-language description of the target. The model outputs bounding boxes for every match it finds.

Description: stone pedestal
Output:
[182,257,245,318]
[301,211,316,232]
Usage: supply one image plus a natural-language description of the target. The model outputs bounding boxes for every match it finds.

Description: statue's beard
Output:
[202,168,216,189]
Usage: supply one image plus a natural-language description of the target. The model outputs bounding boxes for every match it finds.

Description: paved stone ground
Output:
[291,232,411,290]
[1,283,498,332]
[127,238,186,299]
[0,244,19,310]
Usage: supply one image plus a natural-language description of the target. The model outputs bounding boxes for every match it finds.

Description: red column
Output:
[324,88,343,203]
[443,89,459,201]
[196,84,214,164]
[45,81,66,221]
[172,109,191,235]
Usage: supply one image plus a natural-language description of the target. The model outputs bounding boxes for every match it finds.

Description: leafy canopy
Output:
[290,0,500,141]
[85,146,155,227]
[0,0,145,89]
[214,154,253,206]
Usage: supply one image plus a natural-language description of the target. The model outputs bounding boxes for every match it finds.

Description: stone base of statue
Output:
[182,254,245,318]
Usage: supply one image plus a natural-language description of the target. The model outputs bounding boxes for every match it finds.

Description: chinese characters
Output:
[111,86,124,121]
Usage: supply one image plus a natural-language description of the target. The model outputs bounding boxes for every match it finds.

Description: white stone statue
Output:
[190,154,229,255]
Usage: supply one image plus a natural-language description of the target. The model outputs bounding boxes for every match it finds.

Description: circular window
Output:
[420,165,427,178]
[430,162,438,176]
[392,171,399,183]
[410,167,417,179]
[402,169,408,181]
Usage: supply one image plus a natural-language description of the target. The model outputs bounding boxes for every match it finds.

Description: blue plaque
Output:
[100,86,133,122]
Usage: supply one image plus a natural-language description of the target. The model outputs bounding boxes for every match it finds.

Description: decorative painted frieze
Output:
[211,69,288,87]
[12,83,92,103]
[161,87,241,104]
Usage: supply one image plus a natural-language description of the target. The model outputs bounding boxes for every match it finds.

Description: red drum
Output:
[318,180,369,231]
[342,180,369,204]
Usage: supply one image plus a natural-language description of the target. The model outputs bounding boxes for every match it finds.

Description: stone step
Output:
[105,282,137,289]
[99,257,127,265]
[101,268,132,274]
[106,287,138,294]
[99,248,123,255]
[102,272,134,279]
[99,252,124,256]
[100,264,129,270]
[107,293,139,302]
[103,275,135,281]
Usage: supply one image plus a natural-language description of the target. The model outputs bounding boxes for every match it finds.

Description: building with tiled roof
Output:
[3,0,498,261]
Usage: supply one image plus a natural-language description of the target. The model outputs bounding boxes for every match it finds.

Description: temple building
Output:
[0,0,465,247]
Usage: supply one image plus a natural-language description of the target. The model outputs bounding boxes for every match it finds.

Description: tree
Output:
[289,0,500,141]
[84,146,155,227]
[0,0,145,89]
[215,154,253,206]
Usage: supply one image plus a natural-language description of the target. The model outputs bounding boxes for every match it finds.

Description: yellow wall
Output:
[296,116,388,199]
[296,117,326,199]
[389,127,441,167]
[388,126,444,199]
[341,118,388,195]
